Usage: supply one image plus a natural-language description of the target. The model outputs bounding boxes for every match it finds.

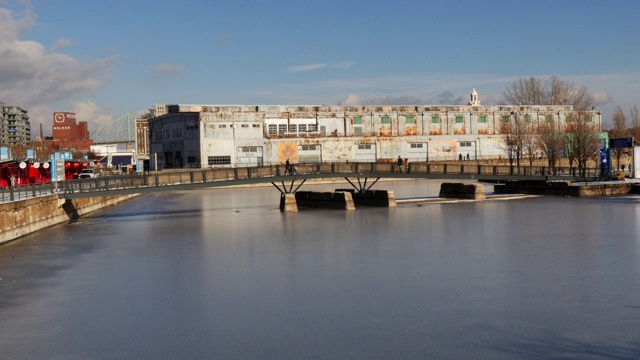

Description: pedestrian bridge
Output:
[57,162,601,199]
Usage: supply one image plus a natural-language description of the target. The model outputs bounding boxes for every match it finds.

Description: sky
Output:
[1,0,639,135]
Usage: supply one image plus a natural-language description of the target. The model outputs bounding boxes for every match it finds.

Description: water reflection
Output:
[1,181,639,359]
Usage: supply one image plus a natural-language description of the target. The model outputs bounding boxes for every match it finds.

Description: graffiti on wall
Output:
[379,140,403,159]
[322,140,352,161]
[429,139,457,158]
[277,142,298,163]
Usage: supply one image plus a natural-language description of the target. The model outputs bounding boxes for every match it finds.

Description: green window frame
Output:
[478,115,487,123]
[455,116,464,123]
[524,115,532,122]
[502,116,510,123]
[565,115,573,123]
[405,116,415,124]
[431,116,440,124]
[381,116,390,124]
[586,115,593,122]
[545,115,553,122]
[354,116,362,125]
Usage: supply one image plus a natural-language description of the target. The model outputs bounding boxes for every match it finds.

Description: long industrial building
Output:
[147,90,602,169]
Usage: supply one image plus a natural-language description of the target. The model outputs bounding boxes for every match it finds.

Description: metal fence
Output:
[1,182,58,203]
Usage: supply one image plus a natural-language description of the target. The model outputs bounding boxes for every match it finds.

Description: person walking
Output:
[285,159,291,175]
[397,156,404,173]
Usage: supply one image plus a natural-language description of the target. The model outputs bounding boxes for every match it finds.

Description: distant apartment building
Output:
[147,90,603,169]
[0,102,31,145]
[150,104,169,118]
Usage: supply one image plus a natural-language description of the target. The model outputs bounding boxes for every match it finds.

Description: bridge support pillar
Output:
[439,183,485,200]
[336,189,397,207]
[294,191,355,210]
[279,194,298,212]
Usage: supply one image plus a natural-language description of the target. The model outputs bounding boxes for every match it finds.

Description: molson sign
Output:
[53,112,76,124]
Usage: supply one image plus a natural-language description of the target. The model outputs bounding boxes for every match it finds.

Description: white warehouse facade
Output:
[147,95,601,169]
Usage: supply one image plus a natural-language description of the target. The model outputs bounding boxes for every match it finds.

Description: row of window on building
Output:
[152,113,597,142]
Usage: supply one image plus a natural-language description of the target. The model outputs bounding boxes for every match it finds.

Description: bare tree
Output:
[629,105,640,143]
[500,112,528,171]
[537,119,566,174]
[546,75,593,111]
[501,75,594,111]
[565,112,601,177]
[609,106,627,169]
[501,122,518,169]
[501,77,545,105]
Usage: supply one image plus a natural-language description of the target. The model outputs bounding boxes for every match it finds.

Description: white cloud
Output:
[591,90,612,106]
[149,63,184,78]
[49,37,74,52]
[287,61,356,73]
[0,7,35,43]
[338,94,361,106]
[362,95,423,105]
[287,63,326,73]
[69,100,114,130]
[0,7,114,129]
[330,61,356,69]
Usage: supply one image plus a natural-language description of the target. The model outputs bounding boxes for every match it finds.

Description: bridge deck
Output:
[56,162,602,199]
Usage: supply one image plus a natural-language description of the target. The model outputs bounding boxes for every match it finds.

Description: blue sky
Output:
[1,0,639,133]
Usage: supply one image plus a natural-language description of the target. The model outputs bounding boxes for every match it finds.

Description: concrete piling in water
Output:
[281,190,398,212]
[336,189,397,207]
[293,191,355,210]
[439,183,485,200]
[279,194,298,212]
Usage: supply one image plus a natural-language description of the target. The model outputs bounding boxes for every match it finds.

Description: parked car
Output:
[79,169,98,179]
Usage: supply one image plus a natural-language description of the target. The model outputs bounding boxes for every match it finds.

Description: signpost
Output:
[600,149,611,178]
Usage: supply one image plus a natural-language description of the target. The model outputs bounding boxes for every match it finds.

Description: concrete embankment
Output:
[1,194,138,245]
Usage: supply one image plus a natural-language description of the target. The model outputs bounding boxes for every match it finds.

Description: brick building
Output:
[45,112,93,151]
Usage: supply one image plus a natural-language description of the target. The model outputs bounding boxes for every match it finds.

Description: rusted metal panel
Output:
[405,124,418,136]
[378,125,392,137]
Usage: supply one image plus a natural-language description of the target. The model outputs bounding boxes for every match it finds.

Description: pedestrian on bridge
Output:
[397,156,404,173]
[285,159,291,175]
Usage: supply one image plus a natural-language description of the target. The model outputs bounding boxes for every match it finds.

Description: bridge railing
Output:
[53,162,605,197]
[0,182,57,203]
[1,162,607,202]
